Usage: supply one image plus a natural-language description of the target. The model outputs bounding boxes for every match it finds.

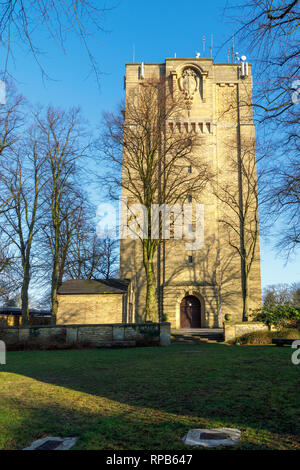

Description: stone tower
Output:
[120,57,262,328]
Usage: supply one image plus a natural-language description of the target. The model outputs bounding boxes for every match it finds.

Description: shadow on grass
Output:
[1,343,299,449]
[0,394,295,451]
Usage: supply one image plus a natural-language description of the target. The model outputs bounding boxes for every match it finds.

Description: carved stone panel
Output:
[178,68,201,109]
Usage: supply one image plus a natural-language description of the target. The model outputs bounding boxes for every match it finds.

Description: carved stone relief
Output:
[178,68,201,109]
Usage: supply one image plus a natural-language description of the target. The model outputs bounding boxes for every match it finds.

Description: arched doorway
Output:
[180,295,201,328]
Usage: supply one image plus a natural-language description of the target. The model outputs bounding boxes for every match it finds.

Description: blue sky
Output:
[3,0,299,289]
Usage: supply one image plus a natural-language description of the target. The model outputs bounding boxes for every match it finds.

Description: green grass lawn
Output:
[0,343,299,450]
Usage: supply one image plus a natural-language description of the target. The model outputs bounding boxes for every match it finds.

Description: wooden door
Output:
[180,295,201,328]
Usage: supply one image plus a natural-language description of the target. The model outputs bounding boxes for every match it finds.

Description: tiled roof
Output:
[0,308,51,316]
[57,279,130,295]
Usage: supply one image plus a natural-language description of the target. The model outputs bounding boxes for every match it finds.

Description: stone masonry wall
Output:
[224,322,270,342]
[120,58,262,327]
[0,322,171,348]
[56,293,124,324]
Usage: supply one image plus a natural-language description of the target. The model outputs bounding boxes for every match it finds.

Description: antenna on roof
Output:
[234,53,249,77]
[202,36,206,56]
[240,55,249,78]
[210,34,213,58]
[140,62,144,79]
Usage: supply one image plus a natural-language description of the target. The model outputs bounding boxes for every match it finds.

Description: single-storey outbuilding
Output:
[57,279,135,325]
[0,307,51,326]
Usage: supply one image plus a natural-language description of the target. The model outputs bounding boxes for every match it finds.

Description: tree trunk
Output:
[143,242,158,322]
[50,214,60,324]
[243,270,250,321]
[51,257,59,324]
[21,265,30,326]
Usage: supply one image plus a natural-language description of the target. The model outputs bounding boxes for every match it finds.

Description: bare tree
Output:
[0,131,47,324]
[36,106,90,322]
[0,238,12,274]
[0,83,30,315]
[0,236,17,303]
[227,0,300,255]
[98,236,118,279]
[56,190,88,285]
[263,283,294,307]
[268,114,299,255]
[65,229,118,280]
[0,1,112,81]
[39,188,119,283]
[0,84,24,148]
[99,78,212,321]
[227,0,299,118]
[0,82,24,213]
[63,223,98,280]
[213,132,265,320]
[292,282,300,306]
[36,186,84,287]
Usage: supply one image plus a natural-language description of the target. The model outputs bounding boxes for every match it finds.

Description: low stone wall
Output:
[0,322,171,348]
[224,321,270,342]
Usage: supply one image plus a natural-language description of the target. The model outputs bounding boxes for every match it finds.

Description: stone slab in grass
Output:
[23,437,78,450]
[182,428,241,448]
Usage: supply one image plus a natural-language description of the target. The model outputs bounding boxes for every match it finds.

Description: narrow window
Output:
[188,255,193,263]
[188,195,192,203]
[188,165,192,173]
[188,224,193,232]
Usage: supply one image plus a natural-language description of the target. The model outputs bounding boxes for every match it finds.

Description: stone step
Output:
[171,338,222,344]
[172,336,222,341]
[171,330,224,343]
[172,333,223,338]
